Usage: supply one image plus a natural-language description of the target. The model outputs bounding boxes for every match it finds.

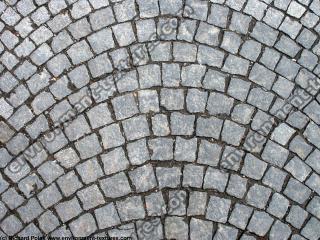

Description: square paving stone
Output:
[137,0,159,18]
[187,191,207,216]
[99,172,132,198]
[183,164,204,188]
[160,88,184,110]
[174,137,197,162]
[99,123,125,149]
[162,63,180,87]
[181,64,206,87]
[185,0,208,20]
[138,64,161,88]
[64,115,91,141]
[149,138,174,160]
[77,184,105,210]
[54,147,80,169]
[306,173,320,195]
[54,197,82,223]
[136,19,156,42]
[116,70,139,93]
[248,87,275,111]
[208,4,229,28]
[207,92,234,115]
[173,42,197,62]
[196,116,223,139]
[0,215,23,236]
[240,40,261,61]
[213,224,238,240]
[222,55,250,76]
[226,174,248,199]
[284,178,312,204]
[269,221,292,240]
[286,205,309,229]
[88,53,113,78]
[57,171,83,197]
[112,22,136,47]
[138,90,159,113]
[244,0,267,20]
[2,188,24,210]
[86,103,113,129]
[275,56,300,81]
[116,196,145,221]
[203,69,226,92]
[228,203,253,230]
[267,193,289,219]
[251,22,278,46]
[122,115,150,141]
[75,133,102,159]
[145,192,166,216]
[231,104,255,125]
[37,183,62,209]
[68,65,90,89]
[227,78,251,101]
[171,112,195,136]
[69,213,97,237]
[284,156,311,182]
[156,167,181,189]
[262,140,289,167]
[37,161,64,184]
[165,216,188,240]
[197,45,225,68]
[168,190,186,216]
[111,93,138,120]
[221,120,246,146]
[129,164,157,192]
[38,210,60,234]
[17,198,43,223]
[94,203,121,229]
[247,211,274,237]
[127,139,150,165]
[204,168,229,192]
[89,7,115,30]
[101,147,129,175]
[152,114,170,136]
[195,22,220,46]
[190,218,213,240]
[307,196,320,220]
[68,18,91,39]
[249,63,276,90]
[221,31,242,54]
[114,0,136,22]
[230,11,251,34]
[262,166,287,192]
[197,140,221,167]
[67,40,93,65]
[306,149,320,174]
[246,184,272,209]
[87,28,115,54]
[289,135,312,159]
[76,157,103,184]
[241,154,267,180]
[301,217,320,240]
[206,196,231,223]
[51,31,73,53]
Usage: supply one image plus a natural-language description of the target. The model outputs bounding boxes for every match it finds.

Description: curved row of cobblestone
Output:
[1,0,320,239]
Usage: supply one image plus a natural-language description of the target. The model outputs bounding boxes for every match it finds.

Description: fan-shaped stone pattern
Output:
[1,0,320,239]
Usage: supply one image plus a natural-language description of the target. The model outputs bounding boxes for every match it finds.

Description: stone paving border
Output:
[1,0,320,239]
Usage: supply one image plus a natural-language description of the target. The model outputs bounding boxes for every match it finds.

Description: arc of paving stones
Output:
[1,0,320,239]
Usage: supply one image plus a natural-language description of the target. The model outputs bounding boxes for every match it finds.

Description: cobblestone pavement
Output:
[1,0,320,239]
